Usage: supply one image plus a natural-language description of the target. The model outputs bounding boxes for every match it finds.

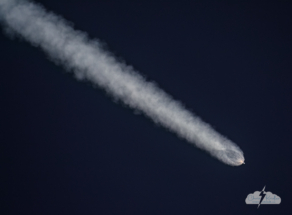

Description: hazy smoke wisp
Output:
[0,0,245,166]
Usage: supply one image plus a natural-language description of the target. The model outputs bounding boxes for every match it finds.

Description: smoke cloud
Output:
[0,0,244,166]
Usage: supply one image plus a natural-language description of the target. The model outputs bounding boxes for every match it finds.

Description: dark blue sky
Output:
[1,0,291,214]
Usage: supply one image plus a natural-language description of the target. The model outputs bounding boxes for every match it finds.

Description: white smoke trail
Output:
[0,0,244,166]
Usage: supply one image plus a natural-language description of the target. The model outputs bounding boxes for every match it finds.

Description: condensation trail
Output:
[0,0,245,166]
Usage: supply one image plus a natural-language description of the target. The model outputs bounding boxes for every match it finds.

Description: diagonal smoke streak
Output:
[0,0,244,166]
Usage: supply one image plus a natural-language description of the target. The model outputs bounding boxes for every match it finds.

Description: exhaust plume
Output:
[0,0,245,166]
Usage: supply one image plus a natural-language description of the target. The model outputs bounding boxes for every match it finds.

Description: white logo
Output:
[245,186,281,208]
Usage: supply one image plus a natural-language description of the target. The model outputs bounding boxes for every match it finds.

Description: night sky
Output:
[1,0,292,214]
